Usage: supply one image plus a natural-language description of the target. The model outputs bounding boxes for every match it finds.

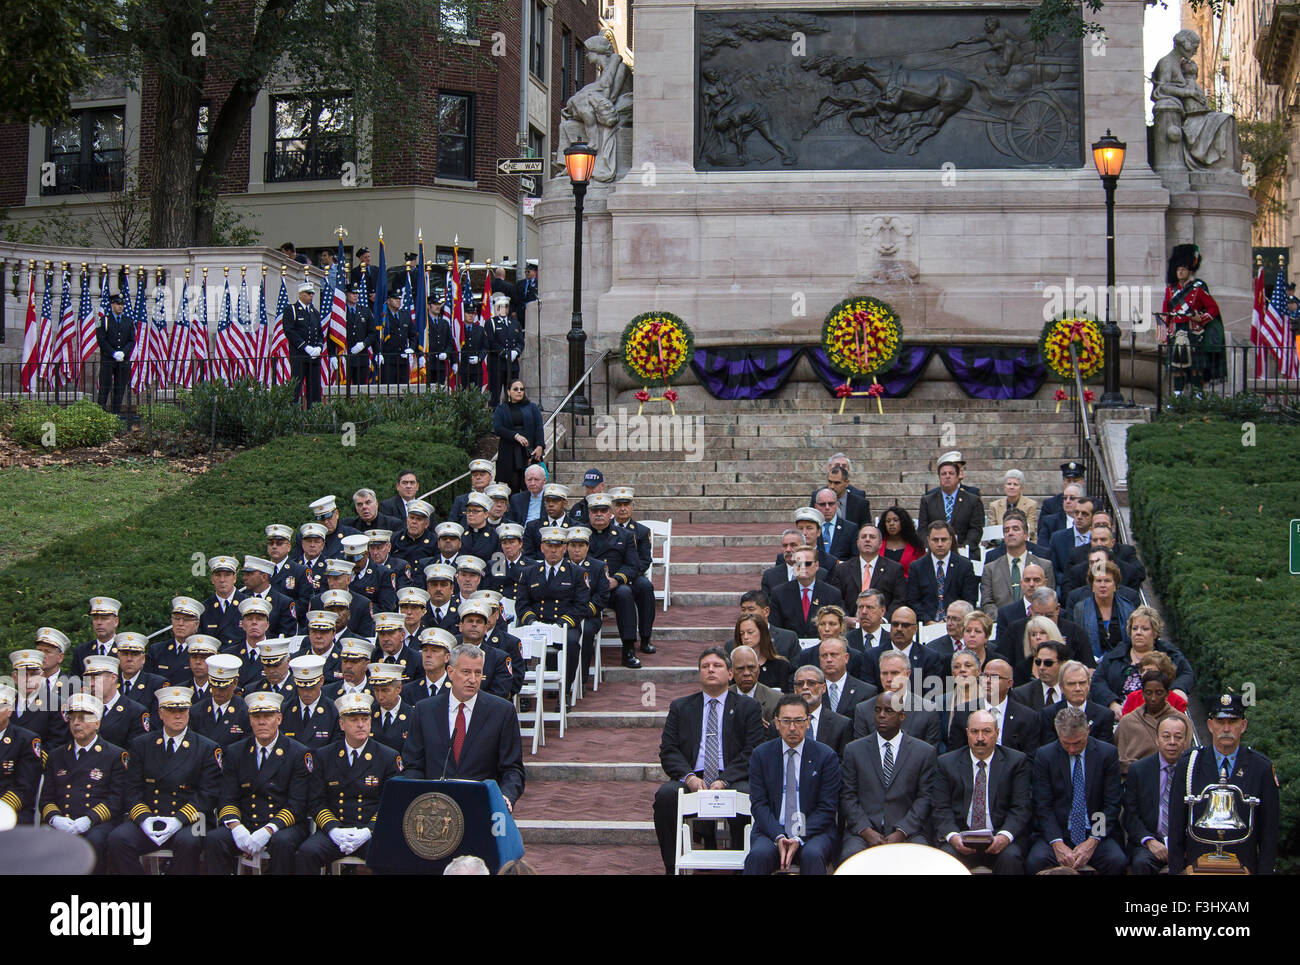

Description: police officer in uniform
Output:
[343,282,377,385]
[586,493,646,668]
[108,685,222,875]
[0,682,44,825]
[71,596,122,678]
[424,294,455,386]
[487,292,524,406]
[206,691,311,875]
[82,655,150,749]
[190,654,251,748]
[267,523,312,626]
[39,693,125,873]
[281,655,340,750]
[1169,692,1280,875]
[96,291,134,414]
[611,487,659,656]
[377,289,415,384]
[287,280,324,406]
[516,525,593,686]
[296,691,403,874]
[367,662,415,751]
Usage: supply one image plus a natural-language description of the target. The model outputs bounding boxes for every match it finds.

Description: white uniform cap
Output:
[321,588,353,608]
[436,521,465,539]
[208,555,239,573]
[373,612,405,633]
[243,555,275,575]
[238,596,273,617]
[246,691,285,713]
[497,523,524,540]
[466,492,492,511]
[205,653,242,682]
[172,596,205,618]
[341,534,370,557]
[326,558,355,577]
[458,598,492,620]
[418,627,456,650]
[35,627,71,652]
[367,663,404,685]
[307,609,338,630]
[310,495,338,518]
[185,634,221,656]
[406,499,434,518]
[335,692,374,716]
[468,459,494,474]
[89,596,122,616]
[542,484,569,500]
[300,522,328,540]
[66,693,104,720]
[793,507,823,525]
[290,655,326,684]
[155,686,194,710]
[396,587,432,606]
[455,555,486,575]
[82,655,121,676]
[266,523,294,541]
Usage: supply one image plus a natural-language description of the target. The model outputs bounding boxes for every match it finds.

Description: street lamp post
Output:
[1092,128,1128,408]
[564,141,597,415]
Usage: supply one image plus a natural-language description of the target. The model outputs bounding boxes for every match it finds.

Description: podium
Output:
[367,778,525,875]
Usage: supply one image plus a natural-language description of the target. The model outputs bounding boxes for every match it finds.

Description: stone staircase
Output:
[511,398,1078,874]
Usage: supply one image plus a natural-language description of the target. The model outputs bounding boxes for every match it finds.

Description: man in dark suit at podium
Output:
[401,643,525,808]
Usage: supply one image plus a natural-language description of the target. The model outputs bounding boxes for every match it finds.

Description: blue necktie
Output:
[1068,754,1088,846]
[823,521,833,547]
[943,491,955,522]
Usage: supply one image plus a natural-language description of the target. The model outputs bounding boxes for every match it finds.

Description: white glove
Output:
[510,350,519,362]
[350,342,365,354]
[305,345,322,358]
[113,351,125,362]
[153,816,183,844]
[376,354,384,366]
[452,364,458,373]
[350,827,371,848]
[247,826,272,854]
[72,816,92,834]
[467,356,478,365]
[328,827,351,850]
[404,348,414,358]
[437,353,447,361]
[229,823,252,852]
[50,816,75,833]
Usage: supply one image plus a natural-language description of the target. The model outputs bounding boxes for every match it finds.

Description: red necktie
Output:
[452,702,467,763]
[801,587,811,622]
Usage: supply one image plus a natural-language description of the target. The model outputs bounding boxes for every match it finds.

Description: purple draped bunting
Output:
[937,345,1048,400]
[806,345,933,398]
[690,345,802,400]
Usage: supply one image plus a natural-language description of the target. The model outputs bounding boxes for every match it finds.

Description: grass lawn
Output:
[0,463,192,569]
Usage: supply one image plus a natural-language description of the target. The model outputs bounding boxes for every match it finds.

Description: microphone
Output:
[439,745,453,781]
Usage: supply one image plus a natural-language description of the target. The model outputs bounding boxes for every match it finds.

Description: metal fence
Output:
[1153,343,1300,415]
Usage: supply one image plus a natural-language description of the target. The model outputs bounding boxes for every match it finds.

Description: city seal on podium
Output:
[403,792,466,860]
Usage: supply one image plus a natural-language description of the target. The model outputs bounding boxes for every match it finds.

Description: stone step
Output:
[602,665,698,685]
[516,819,658,845]
[563,432,1075,455]
[518,780,656,823]
[568,710,668,728]
[601,395,1059,413]
[525,761,668,782]
[517,843,663,874]
[588,408,1069,425]
[671,545,776,563]
[667,560,768,576]
[672,532,786,547]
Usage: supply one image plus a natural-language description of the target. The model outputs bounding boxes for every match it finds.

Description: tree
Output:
[0,2,124,127]
[1027,0,1231,40]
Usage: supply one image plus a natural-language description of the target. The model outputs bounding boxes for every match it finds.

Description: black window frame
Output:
[437,91,475,181]
[42,105,125,196]
[529,0,547,81]
[561,27,573,101]
[266,90,356,183]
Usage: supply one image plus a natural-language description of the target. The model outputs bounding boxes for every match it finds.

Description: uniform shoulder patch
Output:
[31,738,41,758]
[214,748,223,769]
[121,751,129,768]
[304,751,314,773]
[396,754,404,772]
[141,712,151,731]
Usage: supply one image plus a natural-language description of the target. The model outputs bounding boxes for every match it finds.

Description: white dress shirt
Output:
[448,691,479,736]
[877,730,902,769]
[984,697,1008,744]
[693,691,729,774]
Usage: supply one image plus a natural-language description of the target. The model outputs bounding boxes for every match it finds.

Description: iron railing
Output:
[1153,342,1300,417]
[265,140,356,182]
[40,157,125,196]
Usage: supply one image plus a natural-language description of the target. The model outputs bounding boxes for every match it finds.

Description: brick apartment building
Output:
[0,1,622,275]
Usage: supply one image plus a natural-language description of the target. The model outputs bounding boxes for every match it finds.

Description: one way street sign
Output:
[497,157,544,176]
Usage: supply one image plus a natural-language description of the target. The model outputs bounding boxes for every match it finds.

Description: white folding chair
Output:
[140,849,173,875]
[329,856,368,875]
[513,624,552,754]
[673,789,753,874]
[642,519,673,610]
[919,621,950,646]
[500,597,516,627]
[798,637,820,651]
[588,620,604,693]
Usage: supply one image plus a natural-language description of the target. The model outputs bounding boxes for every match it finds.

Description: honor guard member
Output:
[372,612,421,680]
[300,610,344,681]
[40,692,125,873]
[378,289,415,384]
[108,685,221,875]
[472,590,526,696]
[485,483,512,527]
[455,555,488,599]
[147,596,203,682]
[180,635,221,701]
[239,555,299,638]
[0,682,44,825]
[201,556,245,648]
[569,468,602,526]
[226,596,275,687]
[565,526,608,687]
[114,633,167,713]
[1169,692,1280,875]
[459,308,490,390]
[323,638,374,702]
[423,563,461,632]
[295,522,331,591]
[267,523,312,624]
[191,654,251,748]
[490,523,530,600]
[515,525,593,685]
[453,599,515,699]
[282,655,339,750]
[96,291,134,414]
[296,691,403,874]
[424,293,456,386]
[350,247,380,304]
[206,690,311,875]
[611,487,659,656]
[346,533,397,614]
[367,663,414,751]
[487,292,524,406]
[449,459,496,526]
[83,655,150,749]
[392,499,437,568]
[287,280,324,407]
[462,493,501,562]
[403,628,454,705]
[587,493,647,667]
[249,638,297,699]
[343,282,378,385]
[524,484,574,557]
[71,597,122,677]
[396,587,432,648]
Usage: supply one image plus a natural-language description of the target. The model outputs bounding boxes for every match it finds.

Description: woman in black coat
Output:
[493,379,544,493]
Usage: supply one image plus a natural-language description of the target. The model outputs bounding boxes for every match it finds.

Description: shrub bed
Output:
[9,399,122,449]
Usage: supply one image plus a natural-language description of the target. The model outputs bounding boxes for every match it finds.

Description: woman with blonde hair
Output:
[1014,615,1065,684]
[1092,605,1194,718]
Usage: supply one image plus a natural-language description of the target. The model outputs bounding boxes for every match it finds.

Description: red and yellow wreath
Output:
[620,311,694,387]
[822,296,903,412]
[1039,315,1104,382]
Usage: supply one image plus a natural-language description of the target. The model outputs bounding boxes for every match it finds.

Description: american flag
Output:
[269,275,292,385]
[169,278,196,388]
[1253,262,1299,379]
[326,237,348,380]
[78,267,98,373]
[130,272,156,395]
[191,274,210,382]
[215,275,250,382]
[444,248,464,388]
[150,280,169,386]
[357,257,373,374]
[35,269,55,385]
[50,268,78,384]
[19,269,44,392]
[236,271,254,378]
[251,274,269,384]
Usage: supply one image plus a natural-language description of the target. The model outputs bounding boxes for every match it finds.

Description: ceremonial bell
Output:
[1184,767,1260,874]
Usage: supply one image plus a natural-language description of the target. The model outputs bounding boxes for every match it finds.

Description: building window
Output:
[195,103,210,165]
[266,91,355,182]
[437,91,474,180]
[575,37,585,90]
[561,28,573,101]
[43,106,125,196]
[528,127,544,197]
[529,0,547,81]
[440,1,476,40]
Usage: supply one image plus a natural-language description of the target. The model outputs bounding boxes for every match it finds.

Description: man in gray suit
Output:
[839,691,938,860]
[852,650,945,748]
[980,510,1054,618]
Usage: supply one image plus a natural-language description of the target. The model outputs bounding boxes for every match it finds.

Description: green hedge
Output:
[9,399,122,449]
[174,380,493,451]
[0,421,468,647]
[1128,417,1300,868]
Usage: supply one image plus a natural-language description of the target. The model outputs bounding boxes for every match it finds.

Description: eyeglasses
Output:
[794,562,816,568]
[1034,658,1058,666]
[775,716,809,726]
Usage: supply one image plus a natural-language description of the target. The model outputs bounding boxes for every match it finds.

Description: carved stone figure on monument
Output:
[700,68,797,166]
[1150,30,1239,172]
[555,35,632,182]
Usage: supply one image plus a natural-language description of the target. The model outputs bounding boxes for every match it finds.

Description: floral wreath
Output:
[821,296,903,380]
[620,312,694,388]
[1038,315,1104,382]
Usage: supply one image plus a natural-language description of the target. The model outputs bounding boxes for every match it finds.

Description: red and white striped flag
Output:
[19,269,41,392]
[78,267,99,373]
[35,269,56,386]
[130,274,157,395]
[215,275,253,381]
[168,277,197,388]
[50,267,78,384]
[1252,262,1299,379]
[268,276,292,386]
